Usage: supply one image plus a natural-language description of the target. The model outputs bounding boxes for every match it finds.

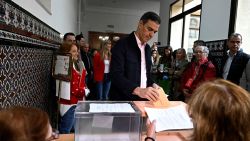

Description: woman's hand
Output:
[183,89,192,98]
[146,119,156,140]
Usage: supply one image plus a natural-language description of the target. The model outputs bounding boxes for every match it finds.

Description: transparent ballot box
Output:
[75,101,142,141]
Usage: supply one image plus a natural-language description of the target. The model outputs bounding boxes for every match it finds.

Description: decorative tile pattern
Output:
[0,44,53,110]
[0,0,59,124]
[206,39,227,74]
[0,0,61,44]
[0,30,59,49]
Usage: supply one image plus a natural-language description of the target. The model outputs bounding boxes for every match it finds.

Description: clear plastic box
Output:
[74,101,142,141]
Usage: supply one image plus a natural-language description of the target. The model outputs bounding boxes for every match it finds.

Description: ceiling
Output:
[86,0,161,11]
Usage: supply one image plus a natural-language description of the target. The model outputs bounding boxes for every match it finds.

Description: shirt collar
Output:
[227,50,237,57]
[134,32,146,47]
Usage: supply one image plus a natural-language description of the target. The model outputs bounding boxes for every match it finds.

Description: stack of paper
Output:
[145,105,193,132]
[89,103,135,113]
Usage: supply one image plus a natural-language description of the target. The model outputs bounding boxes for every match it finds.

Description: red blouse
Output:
[93,52,105,82]
[60,68,86,105]
[181,59,216,94]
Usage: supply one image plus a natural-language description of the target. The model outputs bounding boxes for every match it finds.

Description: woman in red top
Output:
[58,43,87,133]
[93,40,112,100]
[181,46,216,102]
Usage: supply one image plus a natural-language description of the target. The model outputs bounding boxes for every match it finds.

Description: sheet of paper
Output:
[78,133,132,141]
[145,105,193,132]
[59,81,71,100]
[54,55,70,75]
[92,116,114,128]
[89,103,135,113]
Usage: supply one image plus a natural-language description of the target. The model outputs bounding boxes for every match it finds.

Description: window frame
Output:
[168,0,202,48]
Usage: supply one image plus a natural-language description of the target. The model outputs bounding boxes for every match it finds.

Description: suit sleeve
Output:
[240,60,250,92]
[110,40,138,96]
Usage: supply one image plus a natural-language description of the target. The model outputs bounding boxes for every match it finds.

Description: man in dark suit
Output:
[109,11,161,101]
[220,33,250,85]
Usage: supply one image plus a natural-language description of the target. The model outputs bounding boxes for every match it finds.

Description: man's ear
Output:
[138,20,144,29]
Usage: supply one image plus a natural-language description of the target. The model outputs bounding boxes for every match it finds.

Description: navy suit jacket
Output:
[220,51,250,85]
[109,32,154,101]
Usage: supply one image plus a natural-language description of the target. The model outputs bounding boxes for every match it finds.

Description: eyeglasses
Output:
[194,51,204,54]
[47,129,59,141]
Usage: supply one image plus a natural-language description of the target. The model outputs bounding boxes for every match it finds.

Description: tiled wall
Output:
[0,0,60,126]
[0,44,53,110]
[206,39,227,75]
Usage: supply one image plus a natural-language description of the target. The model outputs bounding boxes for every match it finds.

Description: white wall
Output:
[82,2,160,46]
[235,0,250,54]
[12,0,79,35]
[199,0,231,41]
[12,0,232,44]
[158,0,175,46]
[158,0,231,45]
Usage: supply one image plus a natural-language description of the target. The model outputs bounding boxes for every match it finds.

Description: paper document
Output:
[54,55,70,75]
[145,105,193,132]
[89,103,135,113]
[77,133,132,141]
[58,81,71,100]
[92,116,114,128]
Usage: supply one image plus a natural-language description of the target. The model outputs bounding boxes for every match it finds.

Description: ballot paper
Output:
[153,87,170,107]
[89,103,135,113]
[145,105,193,132]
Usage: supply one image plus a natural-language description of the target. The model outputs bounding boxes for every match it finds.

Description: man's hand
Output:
[152,83,160,89]
[133,87,159,101]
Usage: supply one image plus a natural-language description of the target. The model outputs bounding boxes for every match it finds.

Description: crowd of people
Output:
[55,12,250,134]
[0,11,250,141]
[149,33,250,102]
[146,79,250,141]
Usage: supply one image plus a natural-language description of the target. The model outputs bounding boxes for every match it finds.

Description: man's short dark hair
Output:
[76,33,84,42]
[228,33,242,41]
[194,40,205,46]
[140,11,161,24]
[63,32,75,41]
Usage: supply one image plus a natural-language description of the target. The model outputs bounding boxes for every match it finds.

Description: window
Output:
[234,0,250,54]
[168,0,202,54]
[170,19,183,49]
[170,0,183,17]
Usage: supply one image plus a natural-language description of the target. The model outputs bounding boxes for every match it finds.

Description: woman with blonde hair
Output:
[170,48,188,101]
[146,79,250,141]
[93,40,112,100]
[188,79,250,141]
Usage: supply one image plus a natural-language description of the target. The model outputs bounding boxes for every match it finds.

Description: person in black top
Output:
[76,34,94,91]
[109,11,161,101]
[220,33,250,85]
